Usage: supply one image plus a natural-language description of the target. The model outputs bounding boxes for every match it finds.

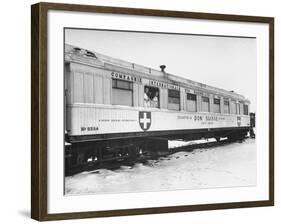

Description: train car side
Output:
[64,44,251,175]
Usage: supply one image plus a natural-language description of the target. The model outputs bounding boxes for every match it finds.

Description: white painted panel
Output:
[213,104,220,113]
[103,77,111,105]
[94,75,103,104]
[181,89,187,111]
[65,71,73,104]
[138,84,144,107]
[196,95,201,112]
[209,95,214,113]
[187,100,197,112]
[224,104,230,114]
[159,88,165,109]
[168,103,180,111]
[230,101,235,114]
[68,104,250,136]
[202,101,210,112]
[180,89,185,111]
[112,89,133,106]
[133,83,139,106]
[240,103,244,115]
[83,74,94,103]
[220,97,224,113]
[73,72,84,103]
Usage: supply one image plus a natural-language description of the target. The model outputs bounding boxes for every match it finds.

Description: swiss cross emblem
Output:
[139,111,151,131]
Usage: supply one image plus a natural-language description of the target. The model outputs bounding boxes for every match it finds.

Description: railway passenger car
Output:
[64,44,251,174]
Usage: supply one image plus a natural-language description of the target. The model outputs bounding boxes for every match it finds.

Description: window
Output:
[224,100,230,114]
[112,79,133,90]
[112,79,133,106]
[168,89,180,110]
[213,98,221,113]
[186,93,197,112]
[202,96,210,112]
[243,104,248,115]
[144,86,160,108]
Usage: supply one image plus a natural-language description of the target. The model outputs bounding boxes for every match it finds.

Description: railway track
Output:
[68,137,248,176]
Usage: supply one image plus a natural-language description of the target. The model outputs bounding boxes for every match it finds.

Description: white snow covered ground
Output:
[65,138,256,195]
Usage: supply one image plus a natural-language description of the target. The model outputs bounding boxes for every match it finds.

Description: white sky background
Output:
[65,29,257,112]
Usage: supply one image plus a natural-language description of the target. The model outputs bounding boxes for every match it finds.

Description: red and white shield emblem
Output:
[139,111,151,131]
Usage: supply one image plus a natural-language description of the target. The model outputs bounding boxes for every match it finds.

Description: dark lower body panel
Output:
[67,126,250,143]
[65,127,250,176]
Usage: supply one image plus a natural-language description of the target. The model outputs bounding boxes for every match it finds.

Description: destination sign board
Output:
[143,78,180,90]
[111,71,142,83]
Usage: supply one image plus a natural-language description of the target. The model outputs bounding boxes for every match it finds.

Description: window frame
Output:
[186,93,196,101]
[111,78,133,107]
[168,89,181,110]
[112,78,133,91]
[223,100,230,114]
[243,104,249,115]
[144,85,160,108]
[213,98,221,113]
[201,96,210,112]
[186,93,197,112]
[202,96,209,103]
[214,98,220,105]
